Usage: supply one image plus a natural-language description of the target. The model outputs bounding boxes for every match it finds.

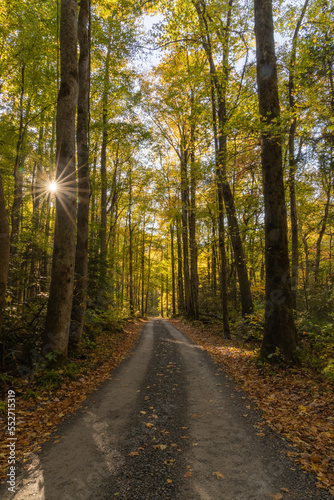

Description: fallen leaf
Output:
[166,479,172,484]
[212,471,224,479]
[184,471,193,478]
[271,494,283,500]
[129,451,139,456]
[280,488,289,493]
[153,444,167,450]
[145,423,154,428]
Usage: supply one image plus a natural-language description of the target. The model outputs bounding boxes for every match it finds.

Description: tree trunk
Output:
[194,0,253,317]
[288,0,309,309]
[0,172,10,338]
[71,0,90,347]
[10,64,25,257]
[29,128,44,299]
[180,143,192,317]
[189,114,199,319]
[176,219,185,313]
[42,0,78,362]
[254,0,297,361]
[160,273,164,317]
[314,185,331,280]
[170,224,176,316]
[128,168,134,315]
[210,79,230,337]
[99,48,111,282]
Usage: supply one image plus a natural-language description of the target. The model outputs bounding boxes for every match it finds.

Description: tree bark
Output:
[194,0,253,317]
[176,218,185,313]
[288,0,309,309]
[314,185,331,280]
[71,0,90,347]
[10,64,26,257]
[254,0,297,361]
[99,48,111,282]
[210,78,230,337]
[43,0,78,362]
[180,142,192,317]
[128,167,134,315]
[29,127,44,299]
[0,172,10,338]
[170,224,176,316]
[189,107,199,319]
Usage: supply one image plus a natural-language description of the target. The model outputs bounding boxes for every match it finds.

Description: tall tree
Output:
[71,0,90,347]
[287,0,309,309]
[254,0,297,361]
[193,0,254,318]
[42,0,78,362]
[0,172,10,338]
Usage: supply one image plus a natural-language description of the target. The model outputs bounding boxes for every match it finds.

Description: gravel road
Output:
[2,319,331,499]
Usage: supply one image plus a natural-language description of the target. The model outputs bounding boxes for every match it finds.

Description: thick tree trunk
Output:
[43,0,78,362]
[254,0,297,361]
[0,172,10,338]
[71,0,90,347]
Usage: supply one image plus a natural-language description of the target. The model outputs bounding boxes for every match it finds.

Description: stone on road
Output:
[2,319,330,499]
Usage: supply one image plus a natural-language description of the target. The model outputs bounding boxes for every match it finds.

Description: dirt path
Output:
[2,319,331,499]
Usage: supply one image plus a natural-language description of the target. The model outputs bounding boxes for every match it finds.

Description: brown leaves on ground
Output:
[0,320,145,481]
[170,319,334,493]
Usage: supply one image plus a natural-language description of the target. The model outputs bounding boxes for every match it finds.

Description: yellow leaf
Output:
[271,494,283,500]
[166,479,172,484]
[212,471,224,479]
[129,451,139,456]
[153,444,167,450]
[145,423,154,428]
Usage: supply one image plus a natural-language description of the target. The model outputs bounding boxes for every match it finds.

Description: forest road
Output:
[3,319,331,500]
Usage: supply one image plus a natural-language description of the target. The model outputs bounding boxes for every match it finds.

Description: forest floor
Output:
[0,318,333,499]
